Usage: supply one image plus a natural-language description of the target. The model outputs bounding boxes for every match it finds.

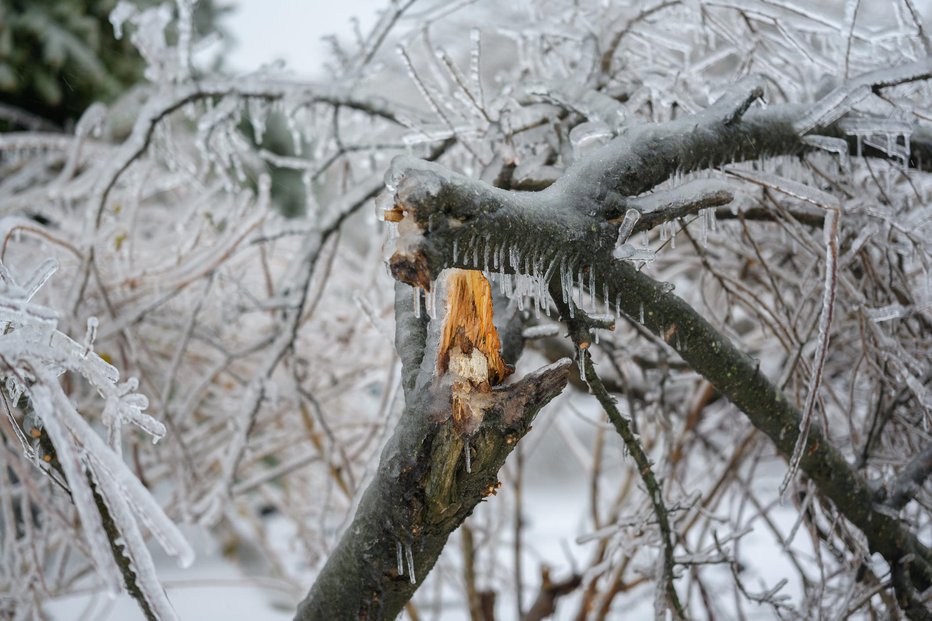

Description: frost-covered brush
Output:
[0,260,192,621]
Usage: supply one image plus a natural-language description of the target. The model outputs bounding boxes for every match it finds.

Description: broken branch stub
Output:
[383,155,615,289]
[437,269,512,436]
[294,359,571,621]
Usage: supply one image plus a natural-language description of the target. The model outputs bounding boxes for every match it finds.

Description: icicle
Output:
[589,269,596,310]
[603,283,610,314]
[560,257,569,304]
[639,303,645,324]
[469,28,484,108]
[535,271,544,318]
[453,237,459,263]
[669,221,676,249]
[464,439,472,474]
[472,238,479,267]
[617,208,641,244]
[483,238,490,272]
[577,267,584,308]
[396,540,404,575]
[699,208,709,247]
[413,287,421,318]
[285,111,303,156]
[405,542,416,584]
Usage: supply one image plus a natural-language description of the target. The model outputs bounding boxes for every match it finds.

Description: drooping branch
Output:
[580,344,685,619]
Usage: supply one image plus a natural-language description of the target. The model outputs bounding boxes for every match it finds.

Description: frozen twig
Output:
[794,58,932,134]
[575,343,685,620]
[879,442,932,511]
[708,75,766,126]
[622,179,734,231]
[721,168,841,495]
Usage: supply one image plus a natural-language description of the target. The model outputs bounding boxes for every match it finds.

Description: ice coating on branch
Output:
[802,135,850,170]
[30,385,124,595]
[793,83,871,135]
[782,207,840,494]
[725,167,840,208]
[616,209,641,245]
[92,469,181,620]
[522,324,560,339]
[865,303,908,322]
[612,244,656,263]
[569,122,613,158]
[626,179,734,218]
[795,59,932,134]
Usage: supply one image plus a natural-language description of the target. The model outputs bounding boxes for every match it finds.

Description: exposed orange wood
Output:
[437,269,508,384]
[436,269,511,435]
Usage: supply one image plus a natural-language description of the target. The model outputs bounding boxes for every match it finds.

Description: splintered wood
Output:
[436,269,510,435]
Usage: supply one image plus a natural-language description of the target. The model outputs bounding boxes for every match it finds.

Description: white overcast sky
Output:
[222,0,389,77]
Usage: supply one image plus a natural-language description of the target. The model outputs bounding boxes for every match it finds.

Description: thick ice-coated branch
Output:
[381,99,932,611]
[384,102,931,290]
[295,350,571,620]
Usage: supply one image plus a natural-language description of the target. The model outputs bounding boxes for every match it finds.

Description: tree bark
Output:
[294,281,570,620]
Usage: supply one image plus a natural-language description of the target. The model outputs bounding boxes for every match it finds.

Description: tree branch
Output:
[381,95,932,614]
[295,354,571,620]
[521,567,583,621]
[580,343,685,619]
[877,442,932,511]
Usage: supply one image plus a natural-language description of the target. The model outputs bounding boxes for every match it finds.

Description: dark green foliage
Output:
[0,0,228,128]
